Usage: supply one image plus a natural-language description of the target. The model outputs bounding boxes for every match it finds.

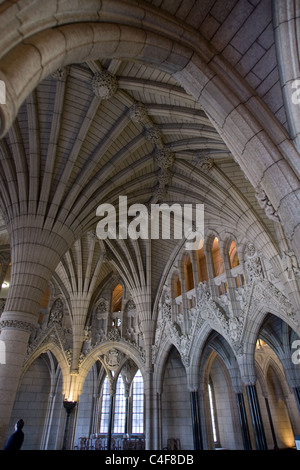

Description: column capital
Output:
[242,377,257,387]
[0,311,36,334]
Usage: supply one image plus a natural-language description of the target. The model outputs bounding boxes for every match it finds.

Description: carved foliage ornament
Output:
[0,319,35,334]
[129,102,149,124]
[51,67,68,81]
[155,148,174,169]
[198,156,213,173]
[92,70,118,99]
[145,125,162,144]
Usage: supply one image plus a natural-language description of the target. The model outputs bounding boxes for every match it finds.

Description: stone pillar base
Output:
[0,311,36,447]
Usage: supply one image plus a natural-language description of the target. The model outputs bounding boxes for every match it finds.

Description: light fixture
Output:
[62,399,77,450]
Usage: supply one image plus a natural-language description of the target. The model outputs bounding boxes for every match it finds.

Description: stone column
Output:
[40,393,57,450]
[293,386,300,414]
[0,312,36,447]
[144,368,155,450]
[273,0,300,153]
[190,390,203,450]
[156,391,162,450]
[124,390,130,435]
[236,392,252,450]
[0,223,75,447]
[62,400,77,450]
[107,394,114,450]
[246,384,267,450]
[265,397,278,450]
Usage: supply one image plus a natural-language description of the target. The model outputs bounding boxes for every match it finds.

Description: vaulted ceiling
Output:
[0,56,279,302]
[0,0,297,312]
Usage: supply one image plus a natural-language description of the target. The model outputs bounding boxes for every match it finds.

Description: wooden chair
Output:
[78,437,90,450]
[136,438,145,450]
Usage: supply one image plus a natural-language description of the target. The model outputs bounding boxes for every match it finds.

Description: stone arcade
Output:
[0,0,299,451]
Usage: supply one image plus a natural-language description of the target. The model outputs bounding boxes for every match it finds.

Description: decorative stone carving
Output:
[192,151,213,172]
[0,298,5,314]
[96,298,108,319]
[25,320,73,366]
[154,262,300,369]
[254,279,297,324]
[126,327,138,343]
[65,348,73,366]
[228,316,243,342]
[49,298,64,325]
[244,242,256,258]
[244,256,264,282]
[83,326,91,342]
[51,67,68,81]
[86,230,99,242]
[0,319,35,334]
[104,348,122,370]
[195,283,245,354]
[157,168,171,187]
[281,250,300,281]
[107,327,121,341]
[145,125,162,145]
[95,328,106,342]
[255,186,279,222]
[154,148,175,169]
[128,102,149,124]
[235,286,247,309]
[91,70,118,99]
[126,299,136,311]
[153,286,206,366]
[198,156,213,173]
[150,184,167,203]
[129,102,173,201]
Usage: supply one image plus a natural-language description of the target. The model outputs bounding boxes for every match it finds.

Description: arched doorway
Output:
[255,313,300,449]
[74,356,145,450]
[161,346,193,450]
[5,352,63,450]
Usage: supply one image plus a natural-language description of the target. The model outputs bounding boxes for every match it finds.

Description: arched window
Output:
[99,369,144,436]
[184,256,194,291]
[211,237,224,277]
[173,274,181,297]
[111,283,123,312]
[111,284,123,328]
[132,370,144,434]
[228,241,239,268]
[196,243,208,282]
[113,376,126,434]
[0,339,6,365]
[208,382,219,445]
[100,377,110,433]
